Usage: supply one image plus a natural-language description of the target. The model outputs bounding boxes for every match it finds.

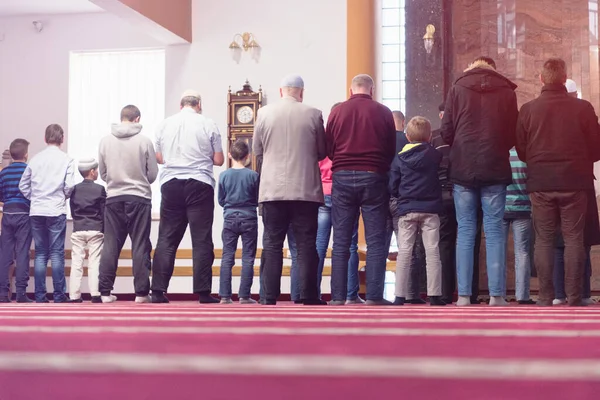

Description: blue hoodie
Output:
[388,142,443,217]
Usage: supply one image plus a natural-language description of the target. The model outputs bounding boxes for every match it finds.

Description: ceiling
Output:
[0,0,103,16]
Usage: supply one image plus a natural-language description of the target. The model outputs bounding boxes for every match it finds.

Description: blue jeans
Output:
[554,246,592,300]
[31,215,67,302]
[454,184,507,297]
[331,171,389,301]
[502,218,532,301]
[0,214,33,297]
[219,212,258,299]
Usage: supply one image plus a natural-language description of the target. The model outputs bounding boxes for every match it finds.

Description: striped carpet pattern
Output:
[1,303,600,400]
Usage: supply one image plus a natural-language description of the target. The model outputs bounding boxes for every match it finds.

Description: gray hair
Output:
[351,74,374,91]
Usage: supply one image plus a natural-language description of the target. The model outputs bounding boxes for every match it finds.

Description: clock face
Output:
[236,105,254,124]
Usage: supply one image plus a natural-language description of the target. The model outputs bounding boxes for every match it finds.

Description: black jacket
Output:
[441,64,518,188]
[389,142,443,217]
[516,84,600,192]
[70,180,106,233]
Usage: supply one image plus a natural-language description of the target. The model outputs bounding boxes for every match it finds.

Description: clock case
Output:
[227,81,263,171]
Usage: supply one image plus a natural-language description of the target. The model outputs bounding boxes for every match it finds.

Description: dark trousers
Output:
[554,246,592,300]
[152,179,215,294]
[440,200,482,303]
[261,201,320,302]
[99,201,152,296]
[0,214,32,297]
[219,212,258,299]
[331,171,389,302]
[531,191,587,305]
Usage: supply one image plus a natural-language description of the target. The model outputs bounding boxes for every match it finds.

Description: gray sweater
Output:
[98,123,158,203]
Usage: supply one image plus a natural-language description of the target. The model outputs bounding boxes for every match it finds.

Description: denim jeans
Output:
[502,218,532,301]
[219,212,258,299]
[31,215,67,302]
[554,246,592,300]
[454,184,507,297]
[331,171,389,302]
[0,214,32,297]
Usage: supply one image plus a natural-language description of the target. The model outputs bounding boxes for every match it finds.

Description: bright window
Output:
[68,49,166,214]
[380,0,406,113]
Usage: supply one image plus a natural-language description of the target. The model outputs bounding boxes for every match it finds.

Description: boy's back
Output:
[20,146,74,216]
[389,143,443,217]
[218,168,259,217]
[70,180,106,232]
[0,162,30,213]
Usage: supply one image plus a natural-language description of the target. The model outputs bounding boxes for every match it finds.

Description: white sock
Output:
[135,295,151,304]
[456,296,471,306]
[101,295,117,303]
[489,296,508,306]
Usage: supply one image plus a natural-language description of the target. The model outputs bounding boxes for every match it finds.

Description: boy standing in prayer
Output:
[69,157,106,303]
[388,117,445,306]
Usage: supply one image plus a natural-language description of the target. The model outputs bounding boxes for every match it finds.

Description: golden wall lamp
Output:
[229,32,261,62]
[423,24,435,54]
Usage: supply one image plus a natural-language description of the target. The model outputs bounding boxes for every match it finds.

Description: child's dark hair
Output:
[9,139,29,160]
[79,169,95,180]
[230,139,250,161]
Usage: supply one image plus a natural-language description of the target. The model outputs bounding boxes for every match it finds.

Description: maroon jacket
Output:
[325,94,396,174]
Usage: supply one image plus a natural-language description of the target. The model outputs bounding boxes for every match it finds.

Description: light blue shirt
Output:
[155,108,223,187]
[19,146,75,217]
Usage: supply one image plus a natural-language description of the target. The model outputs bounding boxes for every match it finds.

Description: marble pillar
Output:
[449,0,600,293]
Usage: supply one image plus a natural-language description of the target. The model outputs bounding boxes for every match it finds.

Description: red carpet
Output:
[1,303,600,400]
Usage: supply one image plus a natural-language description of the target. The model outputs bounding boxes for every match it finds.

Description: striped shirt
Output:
[0,162,30,214]
[504,148,531,219]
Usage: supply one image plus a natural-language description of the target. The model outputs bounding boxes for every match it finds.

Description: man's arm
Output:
[505,92,519,151]
[583,102,600,162]
[19,165,32,200]
[211,123,225,166]
[155,121,165,165]
[64,159,75,198]
[385,111,397,165]
[440,88,456,146]
[315,110,327,161]
[253,111,264,159]
[515,109,528,162]
[325,108,338,160]
[98,143,107,183]
[146,141,159,184]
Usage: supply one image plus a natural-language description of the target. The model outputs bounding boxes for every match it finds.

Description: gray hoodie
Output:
[98,123,158,202]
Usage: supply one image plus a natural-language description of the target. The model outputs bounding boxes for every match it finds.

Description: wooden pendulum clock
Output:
[227,80,263,171]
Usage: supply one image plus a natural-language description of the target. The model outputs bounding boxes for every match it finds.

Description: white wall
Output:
[0,0,347,253]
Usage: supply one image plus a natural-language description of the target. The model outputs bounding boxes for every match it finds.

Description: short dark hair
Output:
[230,139,250,161]
[9,139,29,160]
[181,96,200,108]
[45,124,64,145]
[79,169,95,179]
[472,56,496,70]
[541,58,567,85]
[331,102,343,112]
[438,102,445,112]
[120,105,141,122]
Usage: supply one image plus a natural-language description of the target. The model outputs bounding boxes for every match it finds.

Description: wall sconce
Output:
[423,24,435,54]
[229,32,261,63]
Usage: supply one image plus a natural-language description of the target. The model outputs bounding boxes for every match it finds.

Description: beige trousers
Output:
[395,213,442,297]
[70,231,104,299]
